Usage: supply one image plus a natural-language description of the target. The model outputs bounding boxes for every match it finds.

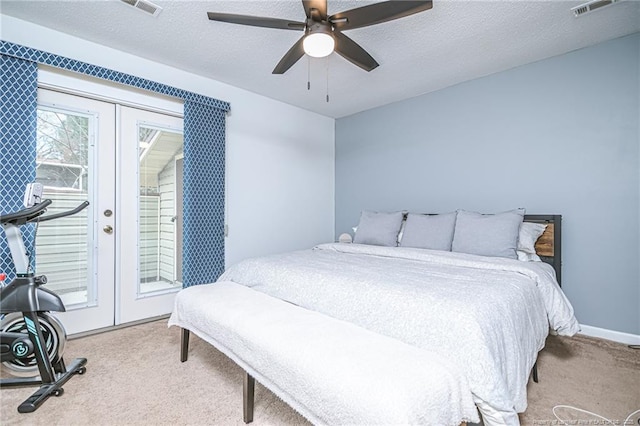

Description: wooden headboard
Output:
[523,215,562,286]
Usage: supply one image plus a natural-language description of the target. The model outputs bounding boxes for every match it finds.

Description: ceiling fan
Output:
[207,1,433,74]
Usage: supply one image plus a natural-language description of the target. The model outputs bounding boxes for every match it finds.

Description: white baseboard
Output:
[578,324,640,345]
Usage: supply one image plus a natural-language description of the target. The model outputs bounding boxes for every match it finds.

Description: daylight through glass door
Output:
[138,125,183,295]
[33,88,116,335]
[35,107,93,308]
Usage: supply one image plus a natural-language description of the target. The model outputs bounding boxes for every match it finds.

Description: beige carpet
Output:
[1,320,638,425]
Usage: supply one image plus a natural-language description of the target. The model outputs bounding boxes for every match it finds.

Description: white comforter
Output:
[220,243,580,424]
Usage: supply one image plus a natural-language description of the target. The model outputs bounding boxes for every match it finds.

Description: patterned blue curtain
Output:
[182,102,226,287]
[0,41,228,287]
[0,54,38,281]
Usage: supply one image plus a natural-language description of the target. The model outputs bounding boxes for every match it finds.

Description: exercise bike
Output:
[0,193,89,413]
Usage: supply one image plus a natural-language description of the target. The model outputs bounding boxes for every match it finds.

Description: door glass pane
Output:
[35,108,94,308]
[138,125,183,296]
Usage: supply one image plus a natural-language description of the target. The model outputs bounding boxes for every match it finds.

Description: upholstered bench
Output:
[168,281,478,425]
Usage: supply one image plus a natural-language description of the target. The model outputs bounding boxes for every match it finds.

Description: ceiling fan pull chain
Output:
[326,55,330,103]
[307,56,311,90]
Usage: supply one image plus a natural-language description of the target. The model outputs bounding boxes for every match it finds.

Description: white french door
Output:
[35,89,116,335]
[118,106,184,324]
[35,88,183,334]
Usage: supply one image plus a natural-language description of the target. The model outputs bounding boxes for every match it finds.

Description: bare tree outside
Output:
[36,110,89,191]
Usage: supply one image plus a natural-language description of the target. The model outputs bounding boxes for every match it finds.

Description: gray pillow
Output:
[452,209,525,259]
[399,212,457,251]
[353,211,404,247]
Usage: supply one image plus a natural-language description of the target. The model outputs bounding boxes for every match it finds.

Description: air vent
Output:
[571,0,620,17]
[120,0,163,17]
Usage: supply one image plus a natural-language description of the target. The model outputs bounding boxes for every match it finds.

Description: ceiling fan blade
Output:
[272,36,306,74]
[207,12,305,31]
[330,1,432,31]
[302,0,327,20]
[333,31,379,72]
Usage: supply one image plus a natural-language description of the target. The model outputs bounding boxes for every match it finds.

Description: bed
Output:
[171,210,579,426]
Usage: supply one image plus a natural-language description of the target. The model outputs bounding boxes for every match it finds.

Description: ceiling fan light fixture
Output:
[207,0,434,74]
[303,32,335,58]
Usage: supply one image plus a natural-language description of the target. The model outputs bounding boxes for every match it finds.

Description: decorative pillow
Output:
[353,211,404,247]
[451,209,525,259]
[516,222,547,262]
[399,212,457,251]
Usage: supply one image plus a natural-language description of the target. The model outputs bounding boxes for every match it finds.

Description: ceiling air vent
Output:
[571,0,620,17]
[120,0,163,17]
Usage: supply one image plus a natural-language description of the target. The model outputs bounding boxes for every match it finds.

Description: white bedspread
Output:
[219,243,580,424]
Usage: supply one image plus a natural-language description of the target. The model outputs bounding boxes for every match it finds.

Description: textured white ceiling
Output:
[2,0,639,118]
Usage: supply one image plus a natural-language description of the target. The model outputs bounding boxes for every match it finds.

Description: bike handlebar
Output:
[0,199,52,225]
[0,199,90,226]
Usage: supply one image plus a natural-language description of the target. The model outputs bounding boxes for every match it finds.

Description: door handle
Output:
[103,225,113,235]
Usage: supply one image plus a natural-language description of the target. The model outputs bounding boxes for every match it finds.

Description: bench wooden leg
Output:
[181,328,190,362]
[243,372,255,424]
[532,361,538,383]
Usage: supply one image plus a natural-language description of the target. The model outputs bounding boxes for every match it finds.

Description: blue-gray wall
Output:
[335,33,640,335]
